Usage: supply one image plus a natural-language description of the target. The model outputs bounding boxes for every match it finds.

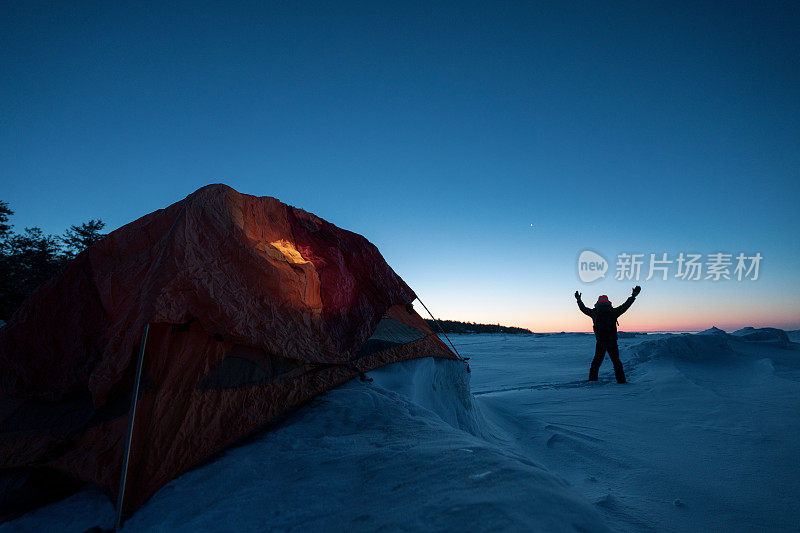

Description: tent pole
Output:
[115,322,149,531]
[415,297,463,360]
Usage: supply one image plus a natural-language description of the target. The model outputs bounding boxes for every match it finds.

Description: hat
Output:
[596,295,611,305]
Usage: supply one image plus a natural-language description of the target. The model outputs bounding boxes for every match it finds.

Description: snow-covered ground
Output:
[4,328,799,532]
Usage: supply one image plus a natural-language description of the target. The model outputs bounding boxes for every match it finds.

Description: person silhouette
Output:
[574,286,641,383]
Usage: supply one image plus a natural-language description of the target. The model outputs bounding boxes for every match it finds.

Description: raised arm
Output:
[575,291,593,317]
[614,286,641,317]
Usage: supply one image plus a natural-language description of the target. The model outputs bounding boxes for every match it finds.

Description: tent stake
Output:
[415,298,463,360]
[115,323,149,531]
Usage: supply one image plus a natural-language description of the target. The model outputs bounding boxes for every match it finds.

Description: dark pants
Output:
[589,340,627,383]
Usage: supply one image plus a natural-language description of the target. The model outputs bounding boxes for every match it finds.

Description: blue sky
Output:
[2,1,798,331]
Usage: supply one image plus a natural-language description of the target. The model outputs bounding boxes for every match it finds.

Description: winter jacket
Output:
[577,296,636,342]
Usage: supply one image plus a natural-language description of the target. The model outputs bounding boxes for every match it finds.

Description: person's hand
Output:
[574,291,581,300]
[632,285,641,297]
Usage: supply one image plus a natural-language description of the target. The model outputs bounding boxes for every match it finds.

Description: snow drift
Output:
[3,357,609,532]
[731,327,791,347]
[632,327,796,364]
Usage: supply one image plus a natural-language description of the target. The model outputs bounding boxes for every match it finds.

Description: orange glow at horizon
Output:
[406,258,800,336]
[431,303,800,334]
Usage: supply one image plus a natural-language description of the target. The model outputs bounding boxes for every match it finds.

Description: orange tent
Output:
[0,184,457,516]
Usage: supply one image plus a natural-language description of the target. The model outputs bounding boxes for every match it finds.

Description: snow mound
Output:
[367,356,489,438]
[632,333,735,363]
[631,326,796,365]
[731,327,791,348]
[697,326,728,336]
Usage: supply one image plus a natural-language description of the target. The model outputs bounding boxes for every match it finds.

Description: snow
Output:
[730,327,791,348]
[3,328,799,532]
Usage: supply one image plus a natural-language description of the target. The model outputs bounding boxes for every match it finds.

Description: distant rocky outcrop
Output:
[617,331,648,338]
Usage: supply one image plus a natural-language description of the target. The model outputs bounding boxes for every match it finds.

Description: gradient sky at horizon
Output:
[2,2,799,332]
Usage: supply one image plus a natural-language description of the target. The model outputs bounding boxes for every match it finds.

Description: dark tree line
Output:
[0,201,106,321]
[425,319,532,335]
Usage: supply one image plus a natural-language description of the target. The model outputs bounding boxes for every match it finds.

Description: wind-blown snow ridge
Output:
[632,326,796,364]
[731,326,791,347]
[632,332,736,363]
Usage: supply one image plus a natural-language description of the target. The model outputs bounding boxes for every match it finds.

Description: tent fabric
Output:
[0,184,456,514]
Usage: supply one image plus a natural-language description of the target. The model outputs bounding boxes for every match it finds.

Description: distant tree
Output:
[0,227,62,320]
[0,201,12,240]
[61,219,106,259]
[0,201,14,320]
[0,202,106,321]
[424,318,533,335]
